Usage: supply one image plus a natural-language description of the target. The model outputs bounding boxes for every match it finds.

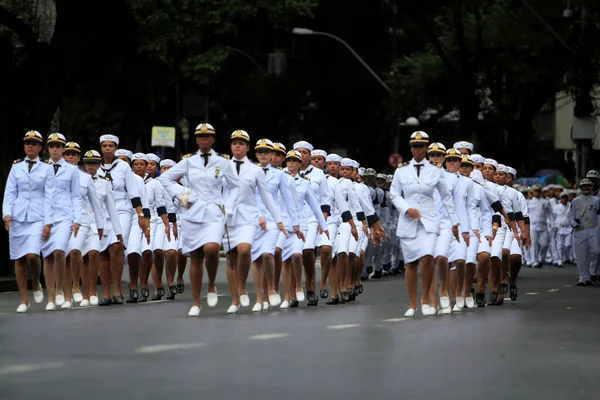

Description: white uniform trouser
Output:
[549,230,560,263]
[555,233,571,264]
[573,229,599,281]
[381,223,392,266]
[531,228,549,264]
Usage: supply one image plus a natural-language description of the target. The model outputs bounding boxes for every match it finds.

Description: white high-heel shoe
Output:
[421,304,431,316]
[251,303,262,312]
[456,296,465,309]
[452,304,462,312]
[45,302,56,311]
[55,294,65,306]
[269,294,281,306]
[465,297,475,309]
[207,290,218,307]
[73,292,83,303]
[240,294,250,307]
[404,308,416,318]
[440,296,450,309]
[441,306,452,315]
[262,302,270,311]
[296,291,305,302]
[227,305,239,314]
[280,301,290,309]
[90,296,99,306]
[33,287,44,304]
[61,301,73,309]
[188,306,201,316]
[428,307,438,316]
[79,299,90,308]
[16,303,30,313]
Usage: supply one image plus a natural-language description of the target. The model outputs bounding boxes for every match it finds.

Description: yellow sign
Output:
[151,126,176,148]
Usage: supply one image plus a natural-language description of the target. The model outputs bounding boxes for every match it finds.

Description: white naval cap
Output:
[115,149,133,160]
[65,141,81,153]
[376,173,387,179]
[560,190,569,197]
[83,150,102,162]
[428,142,446,154]
[585,170,599,179]
[484,158,499,169]
[506,166,517,177]
[272,142,286,154]
[580,178,594,186]
[23,130,44,143]
[453,141,474,152]
[471,154,486,164]
[195,123,216,135]
[409,131,429,144]
[100,134,119,146]
[160,159,176,168]
[293,141,314,151]
[146,154,161,164]
[497,164,509,173]
[285,150,302,161]
[460,155,475,166]
[445,147,462,159]
[326,154,343,163]
[131,153,148,162]
[358,167,365,176]
[255,138,274,150]
[365,168,376,176]
[47,132,67,145]
[230,129,250,142]
[311,149,327,158]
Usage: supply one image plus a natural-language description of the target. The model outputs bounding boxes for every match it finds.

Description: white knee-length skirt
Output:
[360,225,369,252]
[467,234,479,264]
[42,220,73,256]
[9,220,43,260]
[155,221,178,252]
[336,222,352,256]
[281,230,305,262]
[118,211,133,250]
[399,223,437,264]
[491,227,507,259]
[67,225,93,255]
[449,234,468,262]
[303,221,319,250]
[316,220,339,249]
[126,219,145,257]
[434,228,453,259]
[251,228,280,262]
[181,220,223,256]
[222,224,257,253]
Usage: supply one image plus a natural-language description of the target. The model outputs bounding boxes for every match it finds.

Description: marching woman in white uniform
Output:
[279,150,329,309]
[82,150,123,306]
[97,135,148,304]
[390,132,459,317]
[222,131,286,314]
[158,123,241,316]
[252,139,301,311]
[62,142,105,308]
[270,143,288,296]
[42,133,83,310]
[3,131,54,312]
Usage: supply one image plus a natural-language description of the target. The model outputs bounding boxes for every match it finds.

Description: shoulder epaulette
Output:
[216,152,230,160]
[45,159,52,164]
[433,162,442,168]
[13,159,23,164]
[397,162,408,168]
[252,160,261,166]
[301,175,311,181]
[183,153,192,159]
[277,166,282,170]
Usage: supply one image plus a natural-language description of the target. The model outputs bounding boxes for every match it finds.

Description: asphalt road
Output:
[0,262,598,400]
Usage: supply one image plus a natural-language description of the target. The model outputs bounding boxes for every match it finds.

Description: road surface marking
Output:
[137,342,206,354]
[249,333,291,340]
[547,289,560,293]
[562,285,572,288]
[383,318,410,322]
[525,292,538,295]
[0,362,64,376]
[326,324,361,330]
[139,300,170,305]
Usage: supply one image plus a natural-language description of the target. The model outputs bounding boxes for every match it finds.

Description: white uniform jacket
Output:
[256,165,299,231]
[299,165,331,221]
[98,158,142,213]
[49,158,83,225]
[77,170,105,229]
[92,175,122,236]
[291,174,328,232]
[390,159,458,239]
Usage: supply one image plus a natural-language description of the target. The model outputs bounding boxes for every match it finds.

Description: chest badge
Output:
[215,167,220,179]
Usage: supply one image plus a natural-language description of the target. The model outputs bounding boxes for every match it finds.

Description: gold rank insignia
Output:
[183,153,192,159]
[216,152,230,159]
[215,167,220,179]
[397,162,408,168]
[13,159,23,164]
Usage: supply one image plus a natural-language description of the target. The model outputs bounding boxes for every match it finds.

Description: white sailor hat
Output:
[82,150,102,162]
[453,141,474,152]
[484,158,499,169]
[376,173,387,180]
[255,139,274,150]
[560,190,569,197]
[311,149,327,158]
[47,132,67,145]
[355,162,361,169]
[506,166,517,177]
[293,141,314,152]
[285,150,302,162]
[497,164,509,173]
[326,154,343,163]
[64,141,81,153]
[23,130,44,143]
[272,142,286,154]
[340,158,354,167]
[409,131,429,144]
[230,129,250,142]
[146,154,161,164]
[532,185,542,191]
[428,142,446,154]
[541,185,550,191]
[365,168,376,176]
[471,154,486,164]
[579,178,593,186]
[460,155,475,166]
[586,170,599,179]
[115,149,133,160]
[100,134,119,146]
[358,167,365,176]
[160,159,176,168]
[386,175,393,182]
[445,147,462,160]
[131,153,148,162]
[195,123,216,135]
[470,170,485,185]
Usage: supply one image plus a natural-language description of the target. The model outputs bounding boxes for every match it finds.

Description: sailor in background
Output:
[158,123,241,317]
[528,185,552,268]
[3,131,54,313]
[554,190,572,267]
[42,132,83,310]
[568,178,599,286]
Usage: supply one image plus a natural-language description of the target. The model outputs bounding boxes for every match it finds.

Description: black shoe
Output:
[166,292,176,300]
[500,283,508,294]
[169,285,177,295]
[157,287,165,297]
[138,296,147,303]
[358,284,363,294]
[470,288,475,297]
[140,288,150,300]
[372,270,382,279]
[341,292,350,302]
[585,280,594,287]
[307,291,318,306]
[496,297,504,306]
[290,300,299,308]
[476,293,486,307]
[319,289,329,299]
[348,288,356,301]
[151,293,162,301]
[326,297,339,305]
[509,285,518,301]
[126,289,138,304]
[576,281,585,287]
[176,283,185,294]
[390,268,399,276]
[591,275,598,283]
[361,274,369,281]
[354,285,361,295]
[112,295,123,305]
[99,298,111,306]
[338,296,346,304]
[366,266,373,275]
[383,263,391,272]
[488,291,498,306]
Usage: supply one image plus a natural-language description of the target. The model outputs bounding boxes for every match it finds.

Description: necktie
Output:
[414,164,423,177]
[53,164,61,175]
[234,160,244,175]
[263,167,268,176]
[92,176,97,180]
[201,153,210,167]
[26,160,36,172]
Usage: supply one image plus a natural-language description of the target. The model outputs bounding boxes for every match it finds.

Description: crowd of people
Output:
[3,126,599,316]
